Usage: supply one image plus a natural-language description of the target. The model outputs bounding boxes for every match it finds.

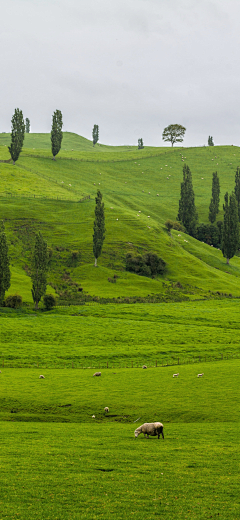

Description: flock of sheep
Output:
[37,369,205,439]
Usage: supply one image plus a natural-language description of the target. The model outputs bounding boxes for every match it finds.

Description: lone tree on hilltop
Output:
[25,118,30,133]
[93,190,105,267]
[162,124,186,147]
[138,138,144,149]
[8,108,25,164]
[208,136,214,146]
[222,192,239,265]
[234,166,240,221]
[0,221,11,305]
[31,232,48,309]
[177,164,198,236]
[209,172,220,223]
[92,124,99,146]
[51,110,63,159]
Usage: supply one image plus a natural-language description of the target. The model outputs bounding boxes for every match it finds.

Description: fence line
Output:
[0,193,90,203]
[2,352,238,369]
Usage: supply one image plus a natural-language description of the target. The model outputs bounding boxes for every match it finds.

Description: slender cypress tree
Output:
[8,108,25,164]
[234,166,240,221]
[51,110,63,159]
[93,190,105,267]
[208,136,214,146]
[31,232,48,309]
[0,221,11,304]
[138,138,144,149]
[25,118,30,133]
[209,171,220,223]
[222,192,239,265]
[92,125,99,146]
[177,164,198,236]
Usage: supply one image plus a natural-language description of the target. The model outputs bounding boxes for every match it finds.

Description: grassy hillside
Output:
[1,133,240,302]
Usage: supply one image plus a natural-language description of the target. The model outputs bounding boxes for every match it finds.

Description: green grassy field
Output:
[1,300,240,368]
[1,133,240,519]
[0,360,239,519]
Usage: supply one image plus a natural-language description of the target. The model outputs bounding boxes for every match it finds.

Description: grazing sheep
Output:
[39,375,45,379]
[134,422,164,439]
[92,415,95,418]
[142,365,147,369]
[104,407,109,413]
[0,370,1,373]
[173,373,179,377]
[93,372,101,377]
[197,373,204,377]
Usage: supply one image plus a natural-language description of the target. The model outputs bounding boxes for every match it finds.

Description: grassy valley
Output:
[0,133,240,519]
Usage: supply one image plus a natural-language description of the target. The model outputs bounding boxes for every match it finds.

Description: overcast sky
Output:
[1,0,240,146]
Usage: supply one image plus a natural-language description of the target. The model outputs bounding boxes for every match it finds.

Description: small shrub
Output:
[126,252,166,277]
[5,294,23,309]
[165,219,174,233]
[172,221,185,232]
[43,294,56,310]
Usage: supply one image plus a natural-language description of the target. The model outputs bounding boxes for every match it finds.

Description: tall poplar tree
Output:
[234,167,240,221]
[209,171,220,223]
[31,232,48,309]
[25,118,30,133]
[0,221,11,304]
[222,192,239,265]
[8,108,25,164]
[92,124,99,146]
[177,164,198,236]
[93,190,105,267]
[51,110,63,159]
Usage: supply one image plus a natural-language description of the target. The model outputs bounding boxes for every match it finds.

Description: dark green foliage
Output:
[209,172,220,223]
[162,124,186,146]
[92,125,99,146]
[51,110,63,159]
[31,232,48,309]
[177,164,198,236]
[208,136,214,146]
[126,252,166,277]
[138,138,144,149]
[222,192,239,264]
[8,108,25,164]
[0,221,11,304]
[172,221,185,232]
[234,167,240,221]
[25,118,30,133]
[93,190,105,267]
[5,294,22,308]
[165,219,174,233]
[197,223,221,248]
[43,293,56,310]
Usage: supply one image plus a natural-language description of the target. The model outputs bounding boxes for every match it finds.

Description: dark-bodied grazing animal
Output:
[134,422,164,439]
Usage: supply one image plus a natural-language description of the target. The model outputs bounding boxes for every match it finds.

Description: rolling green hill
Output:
[1,132,240,303]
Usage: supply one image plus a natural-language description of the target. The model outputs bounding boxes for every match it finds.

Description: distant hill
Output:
[0,133,240,303]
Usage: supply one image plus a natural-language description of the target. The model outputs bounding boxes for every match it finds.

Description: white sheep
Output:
[93,372,101,377]
[39,375,45,379]
[197,373,204,377]
[173,373,179,377]
[134,422,164,439]
[142,365,147,369]
[104,407,109,413]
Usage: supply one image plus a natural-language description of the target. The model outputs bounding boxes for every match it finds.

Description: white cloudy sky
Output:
[1,0,240,146]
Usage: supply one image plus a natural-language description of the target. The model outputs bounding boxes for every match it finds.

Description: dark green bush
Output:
[43,294,57,310]
[126,253,166,277]
[5,294,23,309]
[196,222,222,248]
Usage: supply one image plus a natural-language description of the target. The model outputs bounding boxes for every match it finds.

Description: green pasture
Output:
[1,132,240,300]
[0,360,239,519]
[1,300,240,368]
